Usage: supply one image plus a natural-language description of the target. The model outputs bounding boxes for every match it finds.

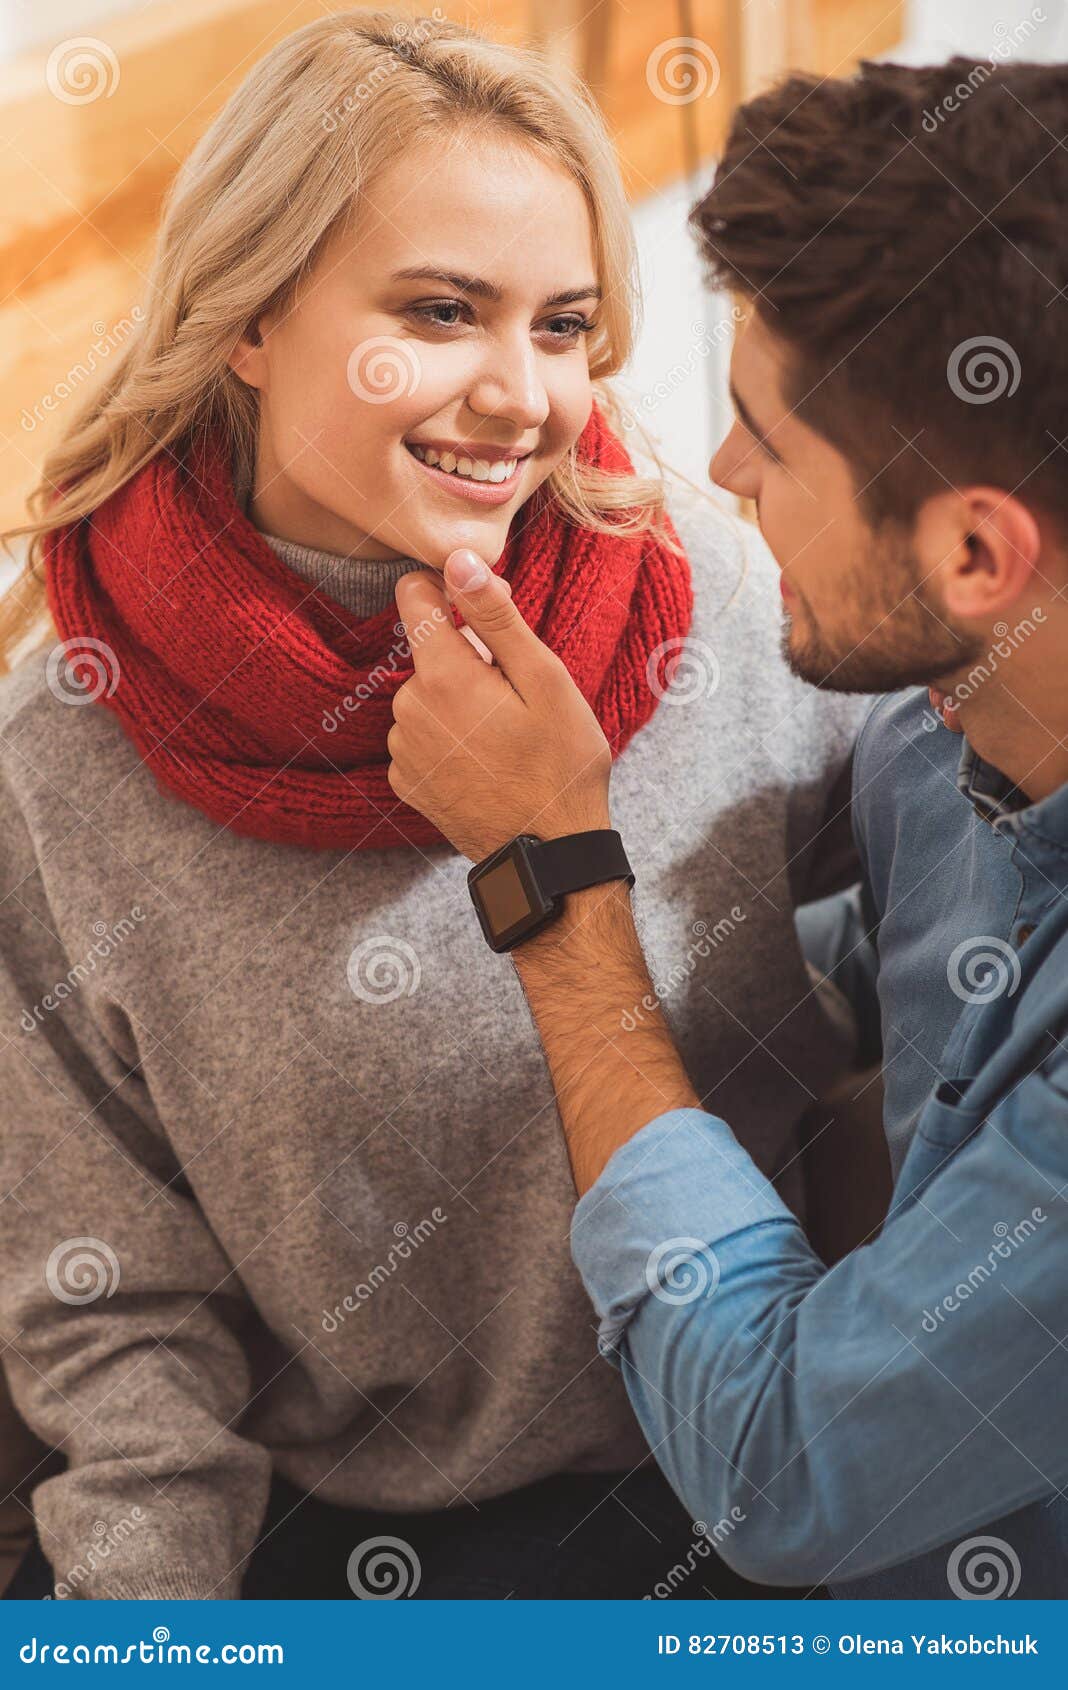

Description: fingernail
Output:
[448,549,489,590]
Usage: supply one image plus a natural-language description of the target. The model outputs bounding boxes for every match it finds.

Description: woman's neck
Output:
[234,451,422,619]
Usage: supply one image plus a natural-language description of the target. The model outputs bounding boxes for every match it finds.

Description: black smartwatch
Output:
[467,830,634,953]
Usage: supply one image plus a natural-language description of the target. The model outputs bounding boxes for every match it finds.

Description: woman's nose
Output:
[466,335,549,431]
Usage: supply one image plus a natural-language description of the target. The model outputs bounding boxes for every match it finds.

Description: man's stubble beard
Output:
[779,535,986,695]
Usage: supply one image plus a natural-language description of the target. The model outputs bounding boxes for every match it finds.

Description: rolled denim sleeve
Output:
[571,1110,794,1359]
[571,1082,1068,1588]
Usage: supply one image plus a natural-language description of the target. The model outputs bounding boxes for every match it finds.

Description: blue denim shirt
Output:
[571,687,1068,1598]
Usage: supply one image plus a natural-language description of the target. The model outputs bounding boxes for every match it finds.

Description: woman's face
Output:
[230,126,601,568]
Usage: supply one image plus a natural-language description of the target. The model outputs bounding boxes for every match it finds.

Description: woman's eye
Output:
[541,314,595,344]
[407,301,596,343]
[410,300,469,329]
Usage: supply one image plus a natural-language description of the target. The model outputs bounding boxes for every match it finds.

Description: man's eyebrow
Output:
[389,266,602,308]
[728,380,784,457]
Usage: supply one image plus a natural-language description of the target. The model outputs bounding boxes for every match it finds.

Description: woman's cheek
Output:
[556,374,594,453]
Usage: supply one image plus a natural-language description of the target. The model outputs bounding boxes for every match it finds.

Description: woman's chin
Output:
[407,513,511,572]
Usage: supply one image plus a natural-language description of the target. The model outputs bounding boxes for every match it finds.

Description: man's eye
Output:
[743,420,780,463]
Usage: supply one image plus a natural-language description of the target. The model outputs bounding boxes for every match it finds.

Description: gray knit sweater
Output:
[0,485,867,1598]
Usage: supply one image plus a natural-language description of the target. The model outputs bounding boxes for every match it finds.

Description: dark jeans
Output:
[4,1461,800,1600]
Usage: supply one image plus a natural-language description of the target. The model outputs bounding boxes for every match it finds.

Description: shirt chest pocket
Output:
[889,1078,988,1218]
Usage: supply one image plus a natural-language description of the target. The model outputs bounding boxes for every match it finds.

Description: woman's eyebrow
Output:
[389,266,602,307]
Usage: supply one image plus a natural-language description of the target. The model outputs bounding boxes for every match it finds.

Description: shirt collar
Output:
[956,738,1028,825]
[956,735,1068,849]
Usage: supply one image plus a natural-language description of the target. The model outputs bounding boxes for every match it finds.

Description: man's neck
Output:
[955,668,1068,804]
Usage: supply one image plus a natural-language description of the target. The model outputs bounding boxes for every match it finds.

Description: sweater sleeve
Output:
[0,763,272,1600]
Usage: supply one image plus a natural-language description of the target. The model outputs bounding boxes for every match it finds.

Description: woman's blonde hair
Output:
[0,6,677,672]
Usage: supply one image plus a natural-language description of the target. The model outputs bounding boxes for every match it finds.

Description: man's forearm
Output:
[512,879,699,1194]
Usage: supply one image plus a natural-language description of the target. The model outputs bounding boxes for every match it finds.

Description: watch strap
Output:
[528,829,634,900]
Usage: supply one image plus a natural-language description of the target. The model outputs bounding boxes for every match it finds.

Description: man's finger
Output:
[442,549,554,697]
[394,569,484,679]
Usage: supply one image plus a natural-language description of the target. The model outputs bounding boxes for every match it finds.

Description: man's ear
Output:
[916,486,1041,624]
[226,317,268,390]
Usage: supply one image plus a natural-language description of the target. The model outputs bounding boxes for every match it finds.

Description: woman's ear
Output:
[227,317,268,390]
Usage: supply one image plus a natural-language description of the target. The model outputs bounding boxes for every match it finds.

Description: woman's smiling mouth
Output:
[404,439,531,505]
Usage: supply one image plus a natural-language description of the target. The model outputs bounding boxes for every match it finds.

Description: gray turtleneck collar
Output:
[257,532,423,620]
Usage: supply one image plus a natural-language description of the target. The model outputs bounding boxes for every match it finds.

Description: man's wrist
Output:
[515,874,633,963]
[510,865,699,1195]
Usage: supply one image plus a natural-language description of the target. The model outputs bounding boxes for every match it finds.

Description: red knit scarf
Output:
[43,406,693,850]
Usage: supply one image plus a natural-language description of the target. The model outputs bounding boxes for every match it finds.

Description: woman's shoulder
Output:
[0,639,122,754]
[0,638,50,731]
[0,640,142,835]
[664,479,780,622]
[0,644,60,799]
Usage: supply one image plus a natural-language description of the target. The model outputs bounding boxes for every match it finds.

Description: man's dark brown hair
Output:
[690,57,1068,528]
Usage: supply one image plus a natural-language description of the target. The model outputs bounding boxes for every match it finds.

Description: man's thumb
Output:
[444,549,542,689]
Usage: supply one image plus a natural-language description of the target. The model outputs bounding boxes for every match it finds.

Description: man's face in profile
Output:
[709,309,983,694]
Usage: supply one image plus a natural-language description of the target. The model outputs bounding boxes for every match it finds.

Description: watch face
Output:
[475,856,532,934]
[468,835,560,952]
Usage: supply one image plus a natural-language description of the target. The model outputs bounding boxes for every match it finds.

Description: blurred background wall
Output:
[1,0,1066,581]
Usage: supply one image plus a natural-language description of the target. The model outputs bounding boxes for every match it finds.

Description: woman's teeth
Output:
[407,443,518,483]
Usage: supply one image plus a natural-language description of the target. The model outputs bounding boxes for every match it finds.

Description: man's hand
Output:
[389,549,612,862]
[391,549,698,1193]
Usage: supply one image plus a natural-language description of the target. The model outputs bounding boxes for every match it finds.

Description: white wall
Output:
[901,0,1068,62]
[0,0,151,60]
